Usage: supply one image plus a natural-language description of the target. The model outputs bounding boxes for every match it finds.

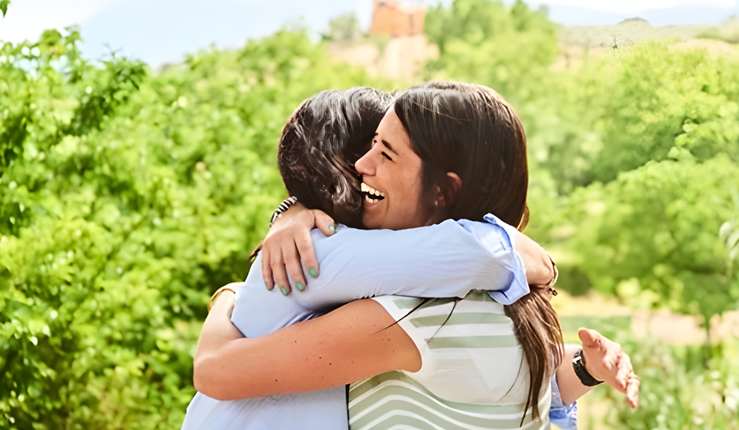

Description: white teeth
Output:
[362,182,384,198]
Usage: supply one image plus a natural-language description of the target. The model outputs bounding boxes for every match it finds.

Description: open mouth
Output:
[361,182,385,203]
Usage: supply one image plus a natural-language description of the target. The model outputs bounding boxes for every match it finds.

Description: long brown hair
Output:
[395,81,563,422]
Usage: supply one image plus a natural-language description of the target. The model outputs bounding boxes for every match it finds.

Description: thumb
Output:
[578,328,602,349]
[312,209,337,237]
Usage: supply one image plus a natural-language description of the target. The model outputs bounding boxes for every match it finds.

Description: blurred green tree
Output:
[424,0,559,100]
[329,12,364,42]
[0,27,388,429]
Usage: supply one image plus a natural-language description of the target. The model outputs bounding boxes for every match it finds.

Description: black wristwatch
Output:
[573,349,603,387]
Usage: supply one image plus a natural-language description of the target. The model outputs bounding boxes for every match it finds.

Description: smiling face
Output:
[355,107,432,230]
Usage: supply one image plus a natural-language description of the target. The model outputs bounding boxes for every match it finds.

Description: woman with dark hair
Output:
[187,83,639,429]
[182,86,550,429]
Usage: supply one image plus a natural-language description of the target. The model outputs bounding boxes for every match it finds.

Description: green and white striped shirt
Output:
[349,292,551,430]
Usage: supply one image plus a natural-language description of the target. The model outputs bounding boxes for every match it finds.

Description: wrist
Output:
[573,349,603,387]
[269,196,298,227]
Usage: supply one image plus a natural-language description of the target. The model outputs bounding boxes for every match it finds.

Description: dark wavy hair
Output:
[277,87,392,227]
[394,81,563,423]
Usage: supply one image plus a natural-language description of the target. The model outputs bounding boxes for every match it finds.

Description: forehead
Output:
[376,108,411,152]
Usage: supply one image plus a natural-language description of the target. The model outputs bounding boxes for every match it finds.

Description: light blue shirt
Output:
[181,215,538,430]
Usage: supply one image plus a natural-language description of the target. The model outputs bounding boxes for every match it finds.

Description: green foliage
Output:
[588,43,739,183]
[697,17,739,44]
[563,156,739,324]
[424,0,559,99]
[424,4,739,425]
[329,12,364,42]
[592,335,739,430]
[0,0,9,18]
[518,42,739,194]
[2,2,739,428]
[0,27,386,429]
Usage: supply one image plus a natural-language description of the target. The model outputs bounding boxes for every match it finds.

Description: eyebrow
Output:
[374,133,399,156]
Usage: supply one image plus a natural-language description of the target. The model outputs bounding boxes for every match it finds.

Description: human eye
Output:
[382,152,392,161]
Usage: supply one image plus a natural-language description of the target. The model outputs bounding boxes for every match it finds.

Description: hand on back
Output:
[261,203,336,295]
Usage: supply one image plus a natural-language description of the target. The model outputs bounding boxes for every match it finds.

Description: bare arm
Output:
[194,293,420,401]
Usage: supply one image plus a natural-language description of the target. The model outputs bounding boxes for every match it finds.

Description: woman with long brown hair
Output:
[190,82,638,429]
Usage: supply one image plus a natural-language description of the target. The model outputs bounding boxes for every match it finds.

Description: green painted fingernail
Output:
[295,281,305,291]
[308,267,318,278]
[265,282,272,290]
[328,224,336,234]
[280,286,289,296]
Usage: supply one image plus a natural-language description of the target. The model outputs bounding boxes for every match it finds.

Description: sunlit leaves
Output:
[0,0,9,18]
[0,27,386,429]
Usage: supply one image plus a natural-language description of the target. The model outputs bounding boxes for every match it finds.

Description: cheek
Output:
[397,169,427,213]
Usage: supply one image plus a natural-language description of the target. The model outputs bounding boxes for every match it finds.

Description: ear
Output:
[436,172,462,208]
[447,172,462,197]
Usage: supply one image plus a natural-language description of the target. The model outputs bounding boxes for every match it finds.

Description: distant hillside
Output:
[560,17,739,49]
[560,19,710,48]
[547,1,739,27]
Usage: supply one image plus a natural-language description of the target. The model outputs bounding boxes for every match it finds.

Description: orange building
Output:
[369,0,425,37]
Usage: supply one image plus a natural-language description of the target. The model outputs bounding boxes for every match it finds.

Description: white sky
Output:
[0,0,737,65]
[0,0,736,42]
[529,0,735,14]
[0,0,124,42]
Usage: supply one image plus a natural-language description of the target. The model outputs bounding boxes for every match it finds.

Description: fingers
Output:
[261,246,274,290]
[626,374,640,409]
[295,228,319,282]
[313,209,336,238]
[613,351,633,393]
[270,248,292,296]
[258,202,320,294]
[284,242,307,293]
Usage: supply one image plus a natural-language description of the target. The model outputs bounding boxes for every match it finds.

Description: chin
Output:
[361,215,382,230]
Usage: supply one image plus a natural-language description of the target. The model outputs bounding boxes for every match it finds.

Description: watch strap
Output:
[573,349,603,387]
[269,196,298,227]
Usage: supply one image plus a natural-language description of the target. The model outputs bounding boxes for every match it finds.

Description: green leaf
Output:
[0,0,9,17]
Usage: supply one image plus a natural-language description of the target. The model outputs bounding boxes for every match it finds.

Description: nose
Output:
[355,149,376,177]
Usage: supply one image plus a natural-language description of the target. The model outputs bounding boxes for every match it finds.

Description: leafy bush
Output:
[0,28,385,429]
[2,2,739,428]
[424,0,559,100]
[562,156,739,327]
[592,334,739,430]
[698,18,739,44]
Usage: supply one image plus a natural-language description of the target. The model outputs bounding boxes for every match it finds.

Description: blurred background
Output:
[1,0,738,429]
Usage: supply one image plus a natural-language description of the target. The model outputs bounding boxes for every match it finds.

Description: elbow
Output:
[193,356,233,401]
